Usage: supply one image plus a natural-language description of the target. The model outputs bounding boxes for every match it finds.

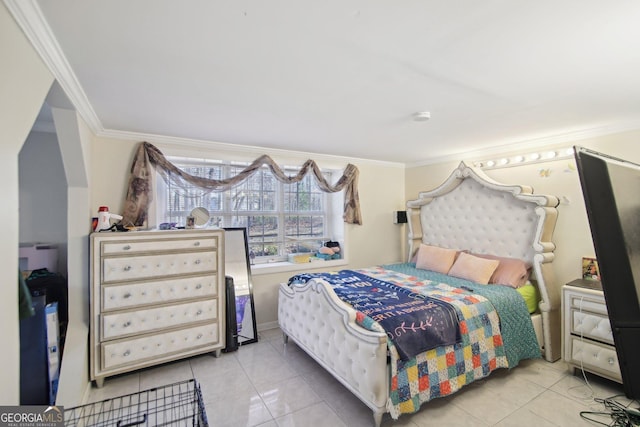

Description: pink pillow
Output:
[448,252,500,285]
[472,253,531,288]
[415,244,458,274]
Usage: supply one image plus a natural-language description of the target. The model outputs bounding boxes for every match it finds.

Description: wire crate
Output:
[64,379,208,427]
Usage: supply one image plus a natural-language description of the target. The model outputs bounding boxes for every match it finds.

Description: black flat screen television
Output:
[574,146,640,399]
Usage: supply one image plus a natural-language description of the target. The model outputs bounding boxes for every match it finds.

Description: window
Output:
[156,158,343,264]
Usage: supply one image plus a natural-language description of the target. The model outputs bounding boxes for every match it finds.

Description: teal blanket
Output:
[383,263,541,367]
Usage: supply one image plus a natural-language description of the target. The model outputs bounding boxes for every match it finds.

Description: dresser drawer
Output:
[101,236,217,255]
[103,251,217,282]
[568,336,621,380]
[571,309,614,345]
[101,323,219,370]
[101,299,218,340]
[102,275,218,311]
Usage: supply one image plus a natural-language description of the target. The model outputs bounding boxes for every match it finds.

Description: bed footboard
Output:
[278,281,389,425]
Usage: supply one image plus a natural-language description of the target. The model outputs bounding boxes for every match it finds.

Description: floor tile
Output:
[84,372,140,404]
[190,352,243,381]
[448,381,522,425]
[259,328,284,342]
[255,375,320,418]
[510,358,569,388]
[138,359,194,390]
[80,328,637,427]
[205,392,273,427]
[493,406,560,427]
[409,396,490,427]
[481,367,547,406]
[549,368,626,404]
[274,402,347,427]
[519,389,600,426]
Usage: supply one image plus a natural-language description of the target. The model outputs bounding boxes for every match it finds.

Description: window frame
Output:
[155,156,346,268]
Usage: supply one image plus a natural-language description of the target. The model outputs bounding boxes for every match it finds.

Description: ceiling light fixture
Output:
[472,147,575,170]
[413,111,431,122]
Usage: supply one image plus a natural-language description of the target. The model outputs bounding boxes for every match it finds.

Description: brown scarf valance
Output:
[121,141,362,227]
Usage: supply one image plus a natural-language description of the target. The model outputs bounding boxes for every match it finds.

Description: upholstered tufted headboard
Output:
[406,162,561,361]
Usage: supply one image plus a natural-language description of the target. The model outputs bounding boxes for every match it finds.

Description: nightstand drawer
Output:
[568,336,621,380]
[571,309,614,345]
[567,293,608,316]
[563,281,622,384]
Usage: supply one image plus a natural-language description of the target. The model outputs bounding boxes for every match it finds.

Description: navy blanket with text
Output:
[288,270,461,360]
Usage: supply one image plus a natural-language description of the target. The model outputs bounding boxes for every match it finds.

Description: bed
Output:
[278,162,560,426]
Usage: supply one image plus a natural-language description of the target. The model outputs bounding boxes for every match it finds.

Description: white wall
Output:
[90,137,406,328]
[406,131,640,295]
[52,107,93,407]
[19,131,68,274]
[0,3,54,404]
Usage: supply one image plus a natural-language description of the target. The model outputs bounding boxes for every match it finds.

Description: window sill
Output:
[250,258,348,276]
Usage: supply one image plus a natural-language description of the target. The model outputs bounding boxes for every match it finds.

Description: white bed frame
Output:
[278,162,559,426]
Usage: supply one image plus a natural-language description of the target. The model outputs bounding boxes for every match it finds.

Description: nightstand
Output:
[562,279,622,382]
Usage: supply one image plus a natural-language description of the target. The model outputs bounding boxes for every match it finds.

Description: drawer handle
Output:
[123,292,132,299]
[196,310,202,316]
[123,245,131,251]
[197,334,203,339]
[194,241,201,247]
[195,284,202,290]
[608,358,615,366]
[195,259,201,265]
[123,321,131,328]
[123,350,130,357]
[123,265,132,272]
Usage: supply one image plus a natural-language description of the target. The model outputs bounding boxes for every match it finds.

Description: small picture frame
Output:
[185,215,195,229]
[582,257,600,281]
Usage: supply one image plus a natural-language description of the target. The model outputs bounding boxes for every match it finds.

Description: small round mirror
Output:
[190,207,210,227]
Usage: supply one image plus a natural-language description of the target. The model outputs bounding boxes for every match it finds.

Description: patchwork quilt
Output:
[289,263,540,419]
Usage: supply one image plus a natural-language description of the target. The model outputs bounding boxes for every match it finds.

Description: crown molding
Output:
[98,128,406,168]
[4,0,103,134]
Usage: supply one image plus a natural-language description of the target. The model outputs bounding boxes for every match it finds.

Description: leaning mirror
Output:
[223,227,258,346]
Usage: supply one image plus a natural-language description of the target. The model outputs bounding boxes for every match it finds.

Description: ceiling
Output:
[12,1,640,165]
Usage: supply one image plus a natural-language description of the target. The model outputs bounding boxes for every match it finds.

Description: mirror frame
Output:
[190,207,210,226]
[223,227,258,346]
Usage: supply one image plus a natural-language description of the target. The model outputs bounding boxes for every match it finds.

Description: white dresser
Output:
[562,279,621,383]
[90,229,225,387]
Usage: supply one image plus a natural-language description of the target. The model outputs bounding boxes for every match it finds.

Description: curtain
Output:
[121,141,362,227]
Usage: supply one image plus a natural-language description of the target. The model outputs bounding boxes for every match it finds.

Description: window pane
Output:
[164,165,223,226]
[285,215,325,253]
[247,215,280,257]
[284,174,324,212]
[230,166,276,211]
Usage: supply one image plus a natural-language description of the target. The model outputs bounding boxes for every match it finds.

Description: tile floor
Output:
[86,328,633,427]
